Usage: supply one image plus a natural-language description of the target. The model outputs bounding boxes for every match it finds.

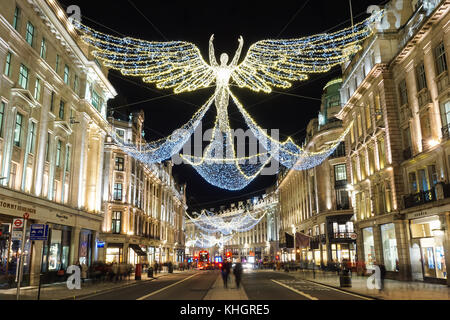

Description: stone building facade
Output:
[0,0,116,286]
[337,0,450,285]
[185,189,279,265]
[277,79,355,266]
[100,111,187,266]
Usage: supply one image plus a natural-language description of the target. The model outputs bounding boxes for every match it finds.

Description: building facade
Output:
[99,111,187,267]
[185,189,279,265]
[277,79,356,267]
[337,0,450,285]
[0,0,116,286]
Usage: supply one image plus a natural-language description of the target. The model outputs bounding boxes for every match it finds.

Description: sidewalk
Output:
[0,270,185,300]
[279,269,450,300]
[203,273,248,300]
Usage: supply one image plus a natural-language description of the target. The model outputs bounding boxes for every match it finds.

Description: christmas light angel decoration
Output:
[74,9,382,190]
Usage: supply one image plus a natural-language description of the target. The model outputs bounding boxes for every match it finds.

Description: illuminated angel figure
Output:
[74,9,383,190]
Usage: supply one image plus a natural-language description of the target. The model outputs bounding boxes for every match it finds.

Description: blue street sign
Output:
[97,241,105,248]
[30,224,49,241]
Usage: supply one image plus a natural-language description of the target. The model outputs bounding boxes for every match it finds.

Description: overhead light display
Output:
[75,10,382,190]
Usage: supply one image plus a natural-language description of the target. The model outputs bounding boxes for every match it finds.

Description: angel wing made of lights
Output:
[74,9,382,191]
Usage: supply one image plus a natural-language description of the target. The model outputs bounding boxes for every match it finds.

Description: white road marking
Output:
[137,273,199,300]
[299,278,374,300]
[271,279,318,300]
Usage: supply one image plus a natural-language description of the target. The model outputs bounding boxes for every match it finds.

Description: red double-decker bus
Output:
[198,250,210,270]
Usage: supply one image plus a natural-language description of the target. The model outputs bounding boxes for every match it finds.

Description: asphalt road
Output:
[241,270,371,300]
[77,269,371,300]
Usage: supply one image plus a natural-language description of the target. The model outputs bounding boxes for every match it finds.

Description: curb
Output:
[296,276,381,300]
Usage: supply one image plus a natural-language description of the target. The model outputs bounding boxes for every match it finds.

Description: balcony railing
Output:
[436,72,449,95]
[404,188,436,208]
[328,232,357,240]
[417,89,432,108]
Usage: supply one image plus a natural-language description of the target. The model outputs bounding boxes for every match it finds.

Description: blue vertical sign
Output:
[29,224,49,241]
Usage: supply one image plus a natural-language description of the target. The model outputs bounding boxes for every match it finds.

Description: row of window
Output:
[11,6,80,90]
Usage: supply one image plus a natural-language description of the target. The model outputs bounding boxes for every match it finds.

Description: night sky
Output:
[58,0,386,211]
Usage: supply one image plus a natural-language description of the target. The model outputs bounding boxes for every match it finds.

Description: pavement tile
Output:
[203,273,248,300]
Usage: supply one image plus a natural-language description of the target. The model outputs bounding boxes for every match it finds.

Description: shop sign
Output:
[97,241,105,248]
[350,233,357,240]
[0,201,36,215]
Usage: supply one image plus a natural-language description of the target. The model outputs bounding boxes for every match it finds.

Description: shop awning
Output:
[129,244,147,256]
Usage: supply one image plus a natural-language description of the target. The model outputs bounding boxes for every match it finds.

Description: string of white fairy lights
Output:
[74,10,383,191]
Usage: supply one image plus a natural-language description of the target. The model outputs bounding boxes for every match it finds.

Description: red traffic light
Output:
[276,255,280,260]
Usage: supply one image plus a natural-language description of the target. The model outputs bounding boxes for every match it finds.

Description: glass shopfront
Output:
[106,244,123,263]
[380,223,399,272]
[78,229,93,266]
[330,243,356,263]
[410,216,447,281]
[363,227,376,268]
[0,216,32,288]
[42,226,71,272]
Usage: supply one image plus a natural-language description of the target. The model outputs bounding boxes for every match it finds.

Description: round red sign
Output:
[23,212,29,220]
[14,219,23,227]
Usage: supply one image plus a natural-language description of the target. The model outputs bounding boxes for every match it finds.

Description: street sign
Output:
[30,224,49,241]
[23,212,29,220]
[11,230,22,240]
[13,218,24,229]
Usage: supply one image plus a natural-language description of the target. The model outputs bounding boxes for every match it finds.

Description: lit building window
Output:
[56,139,62,167]
[59,100,65,120]
[4,52,11,77]
[13,113,23,147]
[65,146,71,171]
[13,6,21,31]
[40,38,47,59]
[25,21,34,46]
[18,64,29,89]
[115,156,124,171]
[29,121,36,154]
[112,211,122,234]
[34,78,41,101]
[398,79,408,106]
[0,101,5,137]
[64,65,70,84]
[434,42,448,76]
[113,183,123,201]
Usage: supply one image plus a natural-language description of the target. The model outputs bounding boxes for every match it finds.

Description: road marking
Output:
[271,279,318,300]
[137,273,199,300]
[298,278,374,300]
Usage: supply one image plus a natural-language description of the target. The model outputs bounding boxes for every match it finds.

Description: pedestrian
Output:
[221,262,229,288]
[233,260,243,289]
[80,262,88,284]
[378,262,386,291]
[112,262,119,282]
[154,261,158,275]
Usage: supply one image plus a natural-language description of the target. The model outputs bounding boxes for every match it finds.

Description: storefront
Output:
[106,243,123,263]
[409,215,447,284]
[330,243,356,263]
[362,227,376,268]
[40,224,72,284]
[78,229,94,267]
[380,223,399,272]
[128,244,147,265]
[0,214,32,288]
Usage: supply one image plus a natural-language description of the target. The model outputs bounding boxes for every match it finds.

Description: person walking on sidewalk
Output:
[233,261,243,289]
[154,262,158,275]
[221,262,229,288]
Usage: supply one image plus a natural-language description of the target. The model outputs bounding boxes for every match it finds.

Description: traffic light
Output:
[276,255,280,261]
[226,251,231,258]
